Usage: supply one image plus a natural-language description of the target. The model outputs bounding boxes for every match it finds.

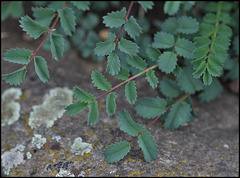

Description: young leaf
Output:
[106,53,120,75]
[135,97,167,119]
[65,101,88,116]
[50,33,64,61]
[137,130,158,163]
[192,60,207,78]
[73,87,95,103]
[114,68,130,80]
[103,141,131,163]
[58,7,76,36]
[164,1,181,15]
[203,70,212,85]
[137,1,154,12]
[158,51,178,74]
[117,110,145,136]
[106,92,116,116]
[125,81,137,105]
[103,8,126,28]
[34,56,50,83]
[164,101,192,131]
[3,48,33,64]
[126,56,147,70]
[125,16,142,39]
[177,67,203,94]
[175,38,195,59]
[71,1,90,11]
[32,7,55,26]
[146,69,158,89]
[118,38,139,56]
[94,33,116,56]
[91,71,112,91]
[177,16,199,34]
[152,32,175,49]
[193,45,209,60]
[146,45,161,61]
[88,101,99,126]
[19,15,48,39]
[2,66,27,85]
[159,77,181,98]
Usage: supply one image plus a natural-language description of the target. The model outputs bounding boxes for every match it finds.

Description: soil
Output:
[1,3,239,177]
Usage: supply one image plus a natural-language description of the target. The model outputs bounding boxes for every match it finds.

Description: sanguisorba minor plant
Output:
[2,1,239,163]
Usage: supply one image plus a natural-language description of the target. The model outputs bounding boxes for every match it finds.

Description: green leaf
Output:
[58,7,76,36]
[91,71,112,91]
[192,60,207,78]
[217,24,232,37]
[126,56,147,70]
[88,101,99,126]
[73,87,95,103]
[2,66,27,86]
[159,77,181,98]
[19,15,48,39]
[164,1,181,15]
[3,48,33,64]
[214,35,230,50]
[203,69,212,85]
[164,101,192,131]
[71,1,90,11]
[138,130,158,163]
[50,33,64,61]
[125,16,142,39]
[194,36,211,47]
[212,45,227,63]
[118,38,139,56]
[106,53,121,75]
[94,33,116,56]
[137,1,154,12]
[135,97,167,119]
[177,67,203,94]
[114,68,130,80]
[207,57,222,77]
[125,81,137,105]
[198,78,223,102]
[34,56,49,83]
[199,23,214,36]
[106,92,116,116]
[175,38,195,59]
[146,69,158,89]
[65,102,88,116]
[32,7,55,26]
[161,17,178,34]
[117,110,145,136]
[152,32,175,49]
[193,45,209,60]
[103,8,126,28]
[103,142,131,163]
[203,13,217,24]
[158,51,178,74]
[146,45,161,61]
[177,16,199,34]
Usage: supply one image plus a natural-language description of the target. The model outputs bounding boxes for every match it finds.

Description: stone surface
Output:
[1,16,239,177]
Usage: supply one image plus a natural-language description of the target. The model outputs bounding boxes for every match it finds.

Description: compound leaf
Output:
[177,16,199,34]
[58,7,76,36]
[50,33,64,61]
[117,110,145,136]
[88,101,99,126]
[158,51,178,74]
[103,141,131,163]
[2,66,27,86]
[137,1,154,12]
[103,8,126,28]
[71,1,90,11]
[114,67,130,80]
[3,48,33,64]
[203,69,212,85]
[125,81,137,105]
[193,45,209,60]
[106,53,120,75]
[138,130,158,163]
[146,45,161,61]
[146,69,158,89]
[91,71,112,91]
[34,56,49,83]
[192,60,207,78]
[19,15,48,39]
[125,16,142,39]
[164,1,181,15]
[152,32,175,49]
[118,38,139,56]
[175,38,195,59]
[164,101,192,130]
[73,87,95,103]
[32,7,55,26]
[94,33,116,56]
[135,97,167,119]
[65,101,88,116]
[106,92,116,116]
[126,56,147,70]
[159,77,181,98]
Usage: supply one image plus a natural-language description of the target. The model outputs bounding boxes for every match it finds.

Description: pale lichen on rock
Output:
[55,168,75,177]
[28,87,73,129]
[70,137,93,156]
[1,87,22,127]
[31,134,47,149]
